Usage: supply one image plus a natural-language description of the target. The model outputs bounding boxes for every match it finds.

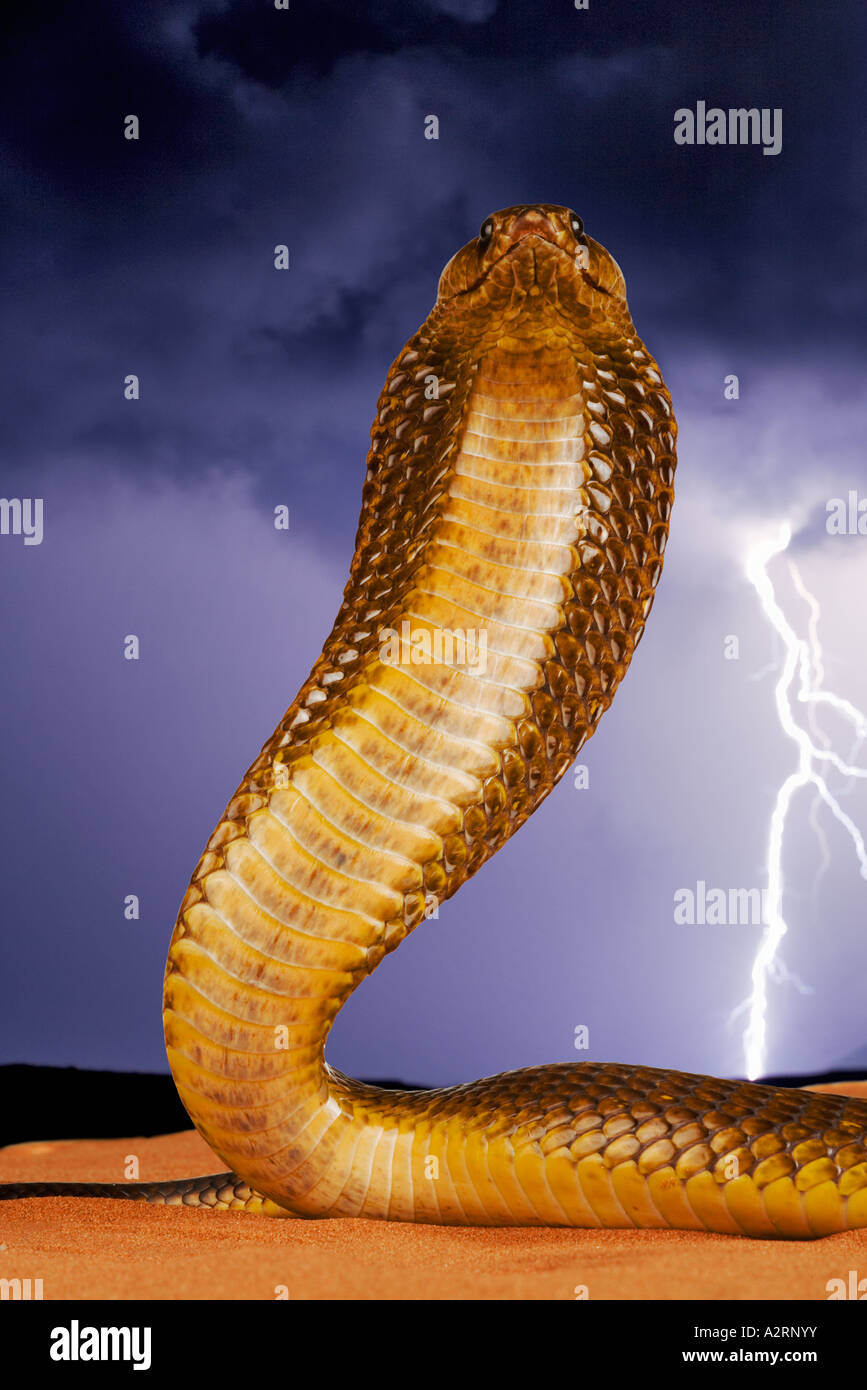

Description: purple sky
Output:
[1,0,866,1088]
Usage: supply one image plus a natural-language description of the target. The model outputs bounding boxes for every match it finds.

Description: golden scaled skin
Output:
[162,205,867,1236]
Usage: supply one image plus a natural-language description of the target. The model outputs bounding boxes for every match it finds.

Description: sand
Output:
[1,1080,865,1301]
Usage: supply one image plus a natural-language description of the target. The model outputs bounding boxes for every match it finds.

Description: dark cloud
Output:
[1,0,864,518]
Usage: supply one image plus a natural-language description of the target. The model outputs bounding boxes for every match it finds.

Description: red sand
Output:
[1,1080,865,1301]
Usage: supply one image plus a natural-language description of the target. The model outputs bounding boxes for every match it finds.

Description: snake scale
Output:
[4,205,866,1237]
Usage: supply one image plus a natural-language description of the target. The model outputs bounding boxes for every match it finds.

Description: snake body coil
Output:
[6,207,866,1236]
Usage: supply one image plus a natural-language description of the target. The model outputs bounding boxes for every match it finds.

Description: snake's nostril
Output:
[505,208,559,245]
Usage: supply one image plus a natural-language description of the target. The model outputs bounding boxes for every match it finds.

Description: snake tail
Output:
[0,1173,290,1214]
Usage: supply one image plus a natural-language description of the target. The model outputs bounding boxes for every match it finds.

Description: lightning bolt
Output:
[741,523,867,1080]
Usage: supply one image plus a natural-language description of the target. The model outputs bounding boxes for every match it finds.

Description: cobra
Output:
[4,205,866,1237]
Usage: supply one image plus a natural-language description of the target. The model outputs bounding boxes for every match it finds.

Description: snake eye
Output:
[569,212,585,241]
[478,217,494,248]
